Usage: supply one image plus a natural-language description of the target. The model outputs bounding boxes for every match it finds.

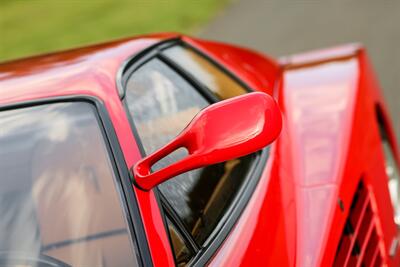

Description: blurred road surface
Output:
[201,0,399,145]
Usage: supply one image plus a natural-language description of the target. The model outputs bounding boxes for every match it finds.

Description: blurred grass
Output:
[0,0,227,62]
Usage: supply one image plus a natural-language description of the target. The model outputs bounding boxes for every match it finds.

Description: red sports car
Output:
[0,33,399,267]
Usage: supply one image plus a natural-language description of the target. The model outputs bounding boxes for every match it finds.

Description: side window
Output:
[125,59,209,153]
[124,48,256,263]
[382,137,400,227]
[376,108,400,227]
[163,45,248,99]
[0,102,138,267]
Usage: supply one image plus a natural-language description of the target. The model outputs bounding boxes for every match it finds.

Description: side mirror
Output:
[133,92,282,191]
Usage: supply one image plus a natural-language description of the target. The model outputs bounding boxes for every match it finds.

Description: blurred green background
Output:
[0,0,227,62]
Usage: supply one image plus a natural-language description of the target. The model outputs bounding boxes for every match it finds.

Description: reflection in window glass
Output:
[382,138,400,226]
[166,218,193,266]
[163,46,248,100]
[0,103,138,267]
[125,59,254,248]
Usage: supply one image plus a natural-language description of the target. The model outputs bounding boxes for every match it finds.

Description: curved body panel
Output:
[0,34,398,266]
[208,44,400,266]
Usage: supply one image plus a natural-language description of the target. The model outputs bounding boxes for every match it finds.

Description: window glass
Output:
[163,46,248,100]
[125,58,255,249]
[382,138,400,226]
[0,102,138,267]
[379,126,400,227]
[166,218,193,266]
[377,110,400,228]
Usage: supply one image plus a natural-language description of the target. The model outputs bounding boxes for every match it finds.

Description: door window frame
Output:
[119,39,271,266]
[0,95,151,267]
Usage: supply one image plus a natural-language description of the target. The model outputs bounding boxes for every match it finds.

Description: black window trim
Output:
[163,40,254,93]
[119,38,270,266]
[160,193,200,252]
[159,53,220,103]
[0,95,152,267]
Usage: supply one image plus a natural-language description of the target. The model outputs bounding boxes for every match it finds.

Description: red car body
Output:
[0,33,399,266]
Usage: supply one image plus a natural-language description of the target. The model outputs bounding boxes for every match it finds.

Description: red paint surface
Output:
[209,44,399,266]
[0,34,398,266]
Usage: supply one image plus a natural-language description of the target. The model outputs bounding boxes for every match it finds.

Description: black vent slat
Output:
[334,181,383,266]
[363,231,379,267]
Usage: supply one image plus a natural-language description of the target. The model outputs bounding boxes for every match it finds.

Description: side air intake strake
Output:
[334,181,383,266]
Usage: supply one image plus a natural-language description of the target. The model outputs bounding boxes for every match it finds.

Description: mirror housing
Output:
[133,92,282,191]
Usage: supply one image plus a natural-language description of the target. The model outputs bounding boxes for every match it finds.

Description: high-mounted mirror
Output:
[133,92,282,191]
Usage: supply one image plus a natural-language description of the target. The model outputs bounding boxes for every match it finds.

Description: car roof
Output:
[0,33,179,107]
